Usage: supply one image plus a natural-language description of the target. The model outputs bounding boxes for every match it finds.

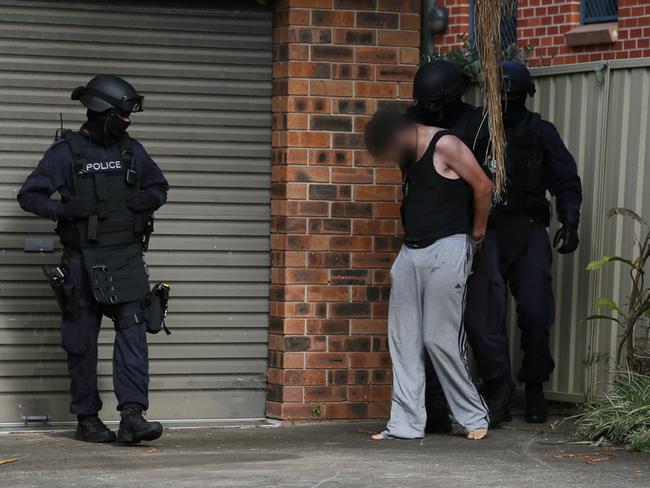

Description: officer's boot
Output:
[116,405,163,444]
[75,415,116,443]
[424,386,452,434]
[425,404,452,434]
[525,384,548,423]
[480,376,514,428]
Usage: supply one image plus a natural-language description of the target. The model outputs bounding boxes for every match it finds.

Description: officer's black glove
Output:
[56,198,97,220]
[127,191,160,212]
[553,223,579,254]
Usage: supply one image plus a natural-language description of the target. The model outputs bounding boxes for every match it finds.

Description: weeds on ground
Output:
[575,370,650,453]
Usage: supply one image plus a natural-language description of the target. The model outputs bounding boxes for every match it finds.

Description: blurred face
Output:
[377,126,416,164]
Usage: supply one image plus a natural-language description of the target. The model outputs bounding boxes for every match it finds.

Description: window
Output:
[469,0,517,49]
[581,0,618,24]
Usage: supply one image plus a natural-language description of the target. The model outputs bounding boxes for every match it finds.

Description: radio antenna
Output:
[54,113,64,141]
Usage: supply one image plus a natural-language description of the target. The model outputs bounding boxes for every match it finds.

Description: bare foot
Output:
[466,428,488,440]
[371,433,385,440]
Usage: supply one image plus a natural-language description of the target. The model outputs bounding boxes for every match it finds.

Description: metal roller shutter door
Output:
[0,0,271,423]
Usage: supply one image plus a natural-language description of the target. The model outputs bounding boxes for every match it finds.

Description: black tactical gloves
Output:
[57,198,97,220]
[554,223,579,254]
[127,191,160,212]
[554,208,580,254]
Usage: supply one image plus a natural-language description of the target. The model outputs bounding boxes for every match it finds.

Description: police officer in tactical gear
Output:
[464,61,582,424]
[406,60,491,433]
[408,60,489,160]
[18,75,169,443]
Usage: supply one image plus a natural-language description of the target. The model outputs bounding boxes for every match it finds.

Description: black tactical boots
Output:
[525,384,548,423]
[117,405,163,444]
[480,377,515,427]
[76,415,116,443]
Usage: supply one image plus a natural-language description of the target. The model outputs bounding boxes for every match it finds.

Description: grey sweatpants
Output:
[384,234,489,438]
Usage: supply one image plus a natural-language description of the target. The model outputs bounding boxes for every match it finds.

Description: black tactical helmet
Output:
[413,60,470,111]
[501,61,536,97]
[71,75,144,113]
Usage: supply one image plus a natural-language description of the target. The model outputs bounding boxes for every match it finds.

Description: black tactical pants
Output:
[60,252,149,416]
[425,225,556,415]
[464,224,556,385]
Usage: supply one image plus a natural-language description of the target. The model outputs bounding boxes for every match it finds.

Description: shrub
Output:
[585,208,650,374]
[576,370,650,453]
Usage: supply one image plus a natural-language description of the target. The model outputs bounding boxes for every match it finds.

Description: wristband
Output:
[470,236,485,247]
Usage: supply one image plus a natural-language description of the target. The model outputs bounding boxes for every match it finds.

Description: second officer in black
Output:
[18,75,169,443]
[464,62,582,423]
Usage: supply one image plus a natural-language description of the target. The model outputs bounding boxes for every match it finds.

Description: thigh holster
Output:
[112,304,148,331]
[146,282,171,335]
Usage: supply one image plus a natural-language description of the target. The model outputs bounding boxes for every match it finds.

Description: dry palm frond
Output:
[472,0,515,200]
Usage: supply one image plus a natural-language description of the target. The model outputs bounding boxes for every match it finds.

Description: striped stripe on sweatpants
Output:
[384,234,489,438]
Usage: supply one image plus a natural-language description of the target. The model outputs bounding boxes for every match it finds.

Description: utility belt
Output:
[57,211,154,251]
[43,258,171,335]
[491,201,551,227]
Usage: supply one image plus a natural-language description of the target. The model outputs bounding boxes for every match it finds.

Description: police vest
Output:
[57,130,151,305]
[56,130,148,249]
[498,111,550,223]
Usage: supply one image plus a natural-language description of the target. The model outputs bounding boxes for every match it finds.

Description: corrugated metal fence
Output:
[468,59,650,401]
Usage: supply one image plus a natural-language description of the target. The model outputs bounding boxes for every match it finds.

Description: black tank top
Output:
[402,130,473,248]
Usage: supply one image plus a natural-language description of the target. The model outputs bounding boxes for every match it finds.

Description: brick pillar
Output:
[267,0,421,421]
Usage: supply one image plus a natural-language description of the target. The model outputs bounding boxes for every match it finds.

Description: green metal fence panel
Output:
[464,58,650,401]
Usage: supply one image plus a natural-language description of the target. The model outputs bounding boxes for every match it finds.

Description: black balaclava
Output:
[420,98,464,129]
[85,109,130,145]
[502,94,528,125]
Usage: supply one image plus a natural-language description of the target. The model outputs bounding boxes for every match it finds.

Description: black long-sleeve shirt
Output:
[532,117,583,223]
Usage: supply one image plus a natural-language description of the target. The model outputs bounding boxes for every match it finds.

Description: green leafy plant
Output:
[422,35,534,78]
[575,370,650,453]
[585,208,650,373]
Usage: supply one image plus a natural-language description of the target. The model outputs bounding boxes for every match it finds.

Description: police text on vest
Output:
[86,161,122,172]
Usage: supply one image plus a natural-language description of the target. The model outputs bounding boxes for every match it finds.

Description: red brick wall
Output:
[432,0,650,65]
[268,0,421,421]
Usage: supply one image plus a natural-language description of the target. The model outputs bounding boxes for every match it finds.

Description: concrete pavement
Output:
[0,417,648,488]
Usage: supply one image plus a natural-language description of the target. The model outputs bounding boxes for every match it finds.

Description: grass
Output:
[575,370,650,453]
